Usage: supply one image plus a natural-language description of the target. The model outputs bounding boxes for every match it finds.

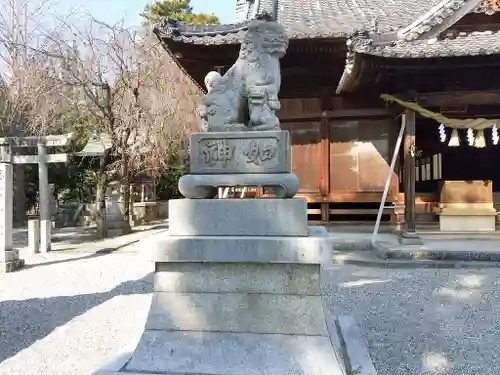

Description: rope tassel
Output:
[474,129,486,148]
[448,128,460,147]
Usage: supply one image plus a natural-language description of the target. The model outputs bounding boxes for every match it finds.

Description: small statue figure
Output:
[205,71,222,91]
[198,71,222,132]
[186,71,222,164]
[197,15,288,133]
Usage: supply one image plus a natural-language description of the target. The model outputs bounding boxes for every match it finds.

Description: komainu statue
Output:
[199,14,288,132]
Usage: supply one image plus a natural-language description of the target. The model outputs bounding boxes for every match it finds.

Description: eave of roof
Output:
[362,30,500,58]
[396,0,482,41]
[153,20,251,45]
[152,0,497,95]
[153,0,451,45]
[152,20,348,46]
[336,27,500,94]
[336,0,494,94]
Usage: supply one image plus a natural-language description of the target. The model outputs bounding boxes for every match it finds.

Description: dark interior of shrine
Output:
[415,118,500,193]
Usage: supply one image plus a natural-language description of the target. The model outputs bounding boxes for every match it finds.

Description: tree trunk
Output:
[122,181,132,232]
[96,154,108,238]
[120,157,132,234]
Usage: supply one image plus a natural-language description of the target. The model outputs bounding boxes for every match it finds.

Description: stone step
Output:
[150,234,331,264]
[373,241,500,262]
[124,331,346,375]
[419,231,500,240]
[332,250,500,269]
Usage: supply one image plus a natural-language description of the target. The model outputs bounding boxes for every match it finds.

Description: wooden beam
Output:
[452,12,500,29]
[324,107,395,119]
[279,107,397,123]
[297,191,438,204]
[416,90,500,107]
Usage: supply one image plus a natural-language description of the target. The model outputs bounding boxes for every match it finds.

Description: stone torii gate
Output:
[0,133,74,272]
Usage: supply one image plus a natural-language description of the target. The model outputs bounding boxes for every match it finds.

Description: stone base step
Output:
[168,198,309,237]
[94,316,377,375]
[149,234,332,264]
[122,330,346,375]
[373,241,500,262]
[419,231,500,240]
[0,258,25,273]
[332,250,500,269]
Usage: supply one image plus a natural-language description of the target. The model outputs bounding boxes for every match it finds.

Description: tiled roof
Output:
[396,0,480,41]
[336,27,500,93]
[153,20,250,45]
[152,0,497,58]
[274,0,445,35]
[359,30,500,58]
[154,0,447,45]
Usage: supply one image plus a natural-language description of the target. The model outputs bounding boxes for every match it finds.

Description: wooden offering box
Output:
[435,180,497,232]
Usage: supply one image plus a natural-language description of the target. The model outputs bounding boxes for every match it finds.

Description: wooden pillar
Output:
[401,109,422,244]
[319,91,331,223]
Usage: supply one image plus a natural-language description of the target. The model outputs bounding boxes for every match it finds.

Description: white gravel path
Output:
[1,247,500,375]
[0,250,153,375]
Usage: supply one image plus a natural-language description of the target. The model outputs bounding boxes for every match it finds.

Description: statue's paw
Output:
[251,123,281,131]
[224,123,248,132]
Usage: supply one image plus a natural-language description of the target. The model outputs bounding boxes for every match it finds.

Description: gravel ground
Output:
[0,250,153,375]
[1,247,499,375]
[323,264,500,375]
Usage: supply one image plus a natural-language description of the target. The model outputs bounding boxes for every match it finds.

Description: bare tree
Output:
[48,19,201,236]
[0,0,87,135]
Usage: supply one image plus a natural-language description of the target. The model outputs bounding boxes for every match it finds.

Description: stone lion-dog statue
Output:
[198,14,289,132]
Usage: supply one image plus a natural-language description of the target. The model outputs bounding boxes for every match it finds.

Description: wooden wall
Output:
[279,97,399,206]
[282,121,322,194]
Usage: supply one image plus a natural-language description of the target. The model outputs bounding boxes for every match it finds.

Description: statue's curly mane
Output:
[241,20,288,56]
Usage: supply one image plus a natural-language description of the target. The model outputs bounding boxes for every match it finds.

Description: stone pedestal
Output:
[95,131,356,374]
[39,219,52,253]
[168,198,309,236]
[180,131,298,198]
[105,183,131,236]
[28,219,40,254]
[0,163,24,273]
[436,181,498,232]
[125,255,343,375]
[438,209,497,232]
[436,203,497,232]
[100,197,346,375]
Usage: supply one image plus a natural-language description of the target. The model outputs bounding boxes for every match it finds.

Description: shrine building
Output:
[154,0,500,234]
